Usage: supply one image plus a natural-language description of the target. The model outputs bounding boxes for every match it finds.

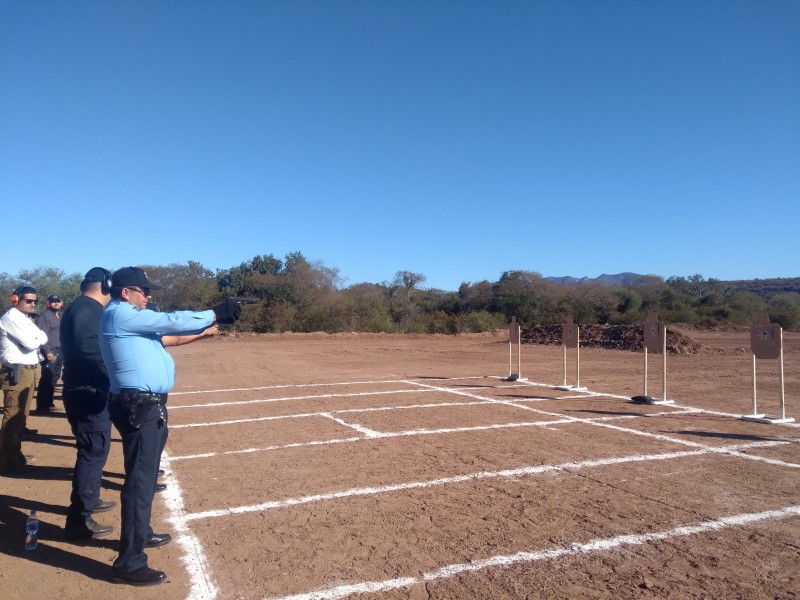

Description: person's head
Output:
[80,267,113,306]
[110,267,162,309]
[11,286,37,316]
[46,295,63,311]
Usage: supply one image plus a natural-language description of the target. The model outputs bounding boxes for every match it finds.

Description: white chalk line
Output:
[166,374,799,600]
[181,439,793,522]
[168,388,436,410]
[168,411,692,461]
[168,398,526,429]
[512,376,800,425]
[265,503,800,600]
[320,412,382,438]
[169,384,526,411]
[405,380,800,471]
[169,376,488,396]
[159,451,218,600]
[405,380,773,453]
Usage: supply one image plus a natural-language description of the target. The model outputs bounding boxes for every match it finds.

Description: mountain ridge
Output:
[543,273,800,299]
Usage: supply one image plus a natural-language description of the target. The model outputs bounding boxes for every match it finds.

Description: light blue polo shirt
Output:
[99,300,215,394]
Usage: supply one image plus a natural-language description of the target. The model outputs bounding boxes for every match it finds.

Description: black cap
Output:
[82,267,110,286]
[47,295,62,303]
[112,267,162,290]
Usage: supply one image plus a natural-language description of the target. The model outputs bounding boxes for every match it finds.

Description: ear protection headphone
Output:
[10,287,23,306]
[101,269,113,295]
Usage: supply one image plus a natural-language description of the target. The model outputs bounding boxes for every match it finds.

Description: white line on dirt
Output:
[168,412,696,461]
[159,451,218,600]
[511,377,800,425]
[168,388,436,410]
[407,380,713,448]
[409,380,800,472]
[264,504,800,600]
[170,376,488,396]
[320,412,382,437]
[180,439,792,522]
[170,411,326,428]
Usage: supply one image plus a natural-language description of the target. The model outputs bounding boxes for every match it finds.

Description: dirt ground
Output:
[1,329,799,600]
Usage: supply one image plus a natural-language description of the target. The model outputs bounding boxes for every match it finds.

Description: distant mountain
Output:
[724,278,800,300]
[544,272,657,286]
[543,273,800,300]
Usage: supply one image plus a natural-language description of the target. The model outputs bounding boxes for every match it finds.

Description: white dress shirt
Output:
[0,307,48,365]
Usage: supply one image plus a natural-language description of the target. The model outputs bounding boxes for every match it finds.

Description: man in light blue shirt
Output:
[99,266,240,586]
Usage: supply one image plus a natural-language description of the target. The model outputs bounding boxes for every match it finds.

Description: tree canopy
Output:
[2,259,798,332]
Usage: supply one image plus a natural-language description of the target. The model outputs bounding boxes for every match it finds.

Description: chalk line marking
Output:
[169,377,488,396]
[510,376,800,427]
[320,412,382,437]
[169,388,436,410]
[159,450,218,600]
[265,503,800,600]
[407,380,713,449]
[169,412,692,461]
[181,439,791,522]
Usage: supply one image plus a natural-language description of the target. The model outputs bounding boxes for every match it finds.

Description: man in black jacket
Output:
[34,294,64,414]
[61,268,116,539]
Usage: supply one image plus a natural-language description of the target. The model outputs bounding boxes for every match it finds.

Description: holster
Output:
[9,364,21,386]
[112,389,167,429]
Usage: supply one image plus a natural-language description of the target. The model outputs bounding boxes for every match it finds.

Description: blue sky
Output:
[2,1,798,291]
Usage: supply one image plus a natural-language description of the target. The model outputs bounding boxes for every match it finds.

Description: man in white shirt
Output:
[0,286,48,475]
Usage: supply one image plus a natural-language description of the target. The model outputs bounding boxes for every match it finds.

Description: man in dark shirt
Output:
[61,268,116,539]
[34,294,64,414]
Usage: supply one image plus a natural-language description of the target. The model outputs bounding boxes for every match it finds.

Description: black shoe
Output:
[22,427,38,439]
[33,408,51,415]
[92,499,117,513]
[145,533,172,548]
[157,469,165,476]
[111,566,166,586]
[65,517,114,539]
[154,483,167,493]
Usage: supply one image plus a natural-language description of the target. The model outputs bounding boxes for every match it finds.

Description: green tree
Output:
[143,261,219,311]
[768,293,800,330]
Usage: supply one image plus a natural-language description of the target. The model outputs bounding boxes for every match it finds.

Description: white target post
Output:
[741,313,794,424]
[505,316,527,381]
[555,316,586,391]
[632,312,674,405]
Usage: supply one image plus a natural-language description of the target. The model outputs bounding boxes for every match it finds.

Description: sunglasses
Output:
[21,299,37,305]
[125,287,152,297]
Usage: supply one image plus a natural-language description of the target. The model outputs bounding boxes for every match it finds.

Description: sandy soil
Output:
[1,330,799,600]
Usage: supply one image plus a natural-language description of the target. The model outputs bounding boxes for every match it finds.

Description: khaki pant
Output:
[0,364,37,471]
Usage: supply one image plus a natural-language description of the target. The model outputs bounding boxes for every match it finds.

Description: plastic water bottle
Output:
[25,510,39,550]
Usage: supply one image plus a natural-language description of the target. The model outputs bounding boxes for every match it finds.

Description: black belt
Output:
[3,363,37,370]
[112,389,168,405]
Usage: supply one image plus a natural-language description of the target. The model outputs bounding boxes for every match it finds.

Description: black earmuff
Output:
[101,270,113,295]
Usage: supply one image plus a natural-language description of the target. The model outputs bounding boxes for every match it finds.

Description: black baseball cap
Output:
[82,267,110,286]
[112,267,162,290]
[47,295,62,303]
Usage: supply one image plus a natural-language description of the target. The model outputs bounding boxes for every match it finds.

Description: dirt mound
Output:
[520,324,706,355]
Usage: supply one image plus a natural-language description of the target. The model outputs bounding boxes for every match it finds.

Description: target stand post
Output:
[631,313,674,405]
[555,318,586,391]
[504,316,527,382]
[741,314,794,424]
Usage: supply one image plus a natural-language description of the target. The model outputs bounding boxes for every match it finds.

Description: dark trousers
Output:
[110,401,168,573]
[36,352,63,410]
[63,386,112,526]
[65,429,111,526]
